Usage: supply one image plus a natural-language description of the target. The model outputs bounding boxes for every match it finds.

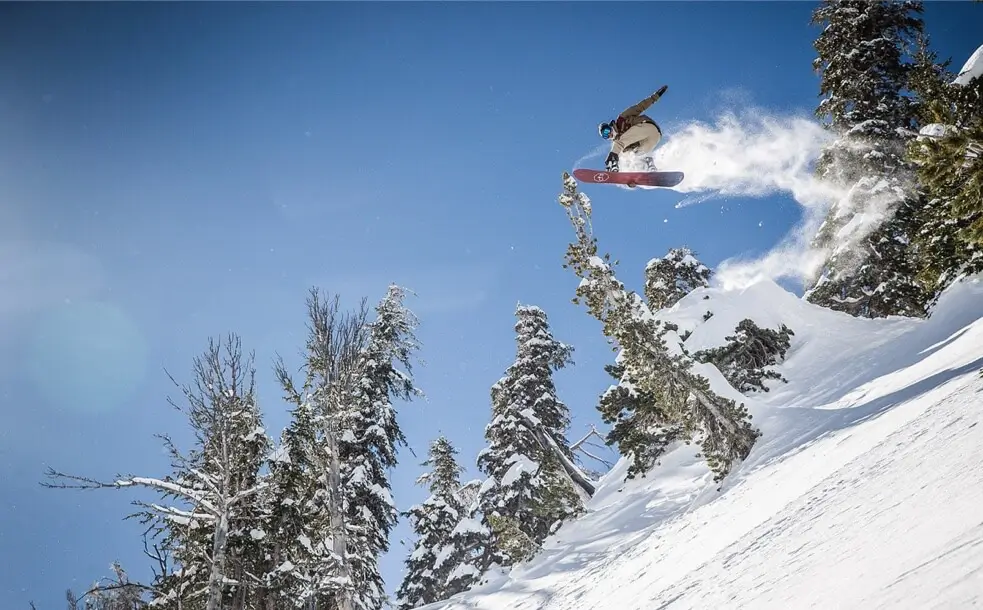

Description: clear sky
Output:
[1,2,979,607]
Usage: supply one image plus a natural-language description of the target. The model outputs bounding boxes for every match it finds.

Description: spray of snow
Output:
[645,105,914,290]
[572,142,612,170]
[574,96,931,289]
[645,107,847,288]
[653,109,837,206]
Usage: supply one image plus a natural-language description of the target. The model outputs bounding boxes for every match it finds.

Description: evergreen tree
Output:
[560,173,760,484]
[644,247,712,310]
[596,357,686,479]
[158,337,271,610]
[804,0,930,319]
[907,37,983,296]
[266,285,421,610]
[437,481,489,598]
[694,319,795,393]
[476,304,585,569]
[395,436,465,610]
[260,381,341,608]
[272,290,375,610]
[596,247,714,471]
[341,284,423,610]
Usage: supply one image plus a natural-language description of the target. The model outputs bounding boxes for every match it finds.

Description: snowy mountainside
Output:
[422,274,983,609]
[954,42,983,86]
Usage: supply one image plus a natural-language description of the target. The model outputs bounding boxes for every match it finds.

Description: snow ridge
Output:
[420,274,983,610]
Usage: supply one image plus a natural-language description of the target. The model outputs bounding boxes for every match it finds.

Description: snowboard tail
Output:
[573,168,684,188]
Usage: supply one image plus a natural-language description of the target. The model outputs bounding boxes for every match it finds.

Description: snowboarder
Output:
[598,85,668,173]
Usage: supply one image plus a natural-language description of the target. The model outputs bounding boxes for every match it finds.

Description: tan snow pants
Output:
[611,121,662,156]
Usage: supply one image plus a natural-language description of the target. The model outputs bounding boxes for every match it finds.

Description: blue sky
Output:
[1,2,979,607]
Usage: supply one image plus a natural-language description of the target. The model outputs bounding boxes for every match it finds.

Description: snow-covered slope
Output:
[423,274,983,609]
[954,42,983,86]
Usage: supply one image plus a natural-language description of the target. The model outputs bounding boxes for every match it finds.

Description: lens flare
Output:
[26,301,148,414]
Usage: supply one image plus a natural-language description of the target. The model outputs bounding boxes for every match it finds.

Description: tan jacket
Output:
[612,88,666,135]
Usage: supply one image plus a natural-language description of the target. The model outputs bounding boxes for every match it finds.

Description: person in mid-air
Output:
[598,84,668,172]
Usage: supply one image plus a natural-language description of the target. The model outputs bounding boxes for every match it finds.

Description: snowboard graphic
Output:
[573,168,684,188]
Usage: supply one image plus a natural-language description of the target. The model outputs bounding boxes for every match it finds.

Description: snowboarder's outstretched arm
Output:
[619,85,668,119]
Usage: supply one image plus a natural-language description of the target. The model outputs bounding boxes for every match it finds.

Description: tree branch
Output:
[569,425,614,468]
[42,468,221,516]
[517,411,596,497]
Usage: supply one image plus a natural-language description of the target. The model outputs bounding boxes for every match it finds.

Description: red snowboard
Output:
[573,168,684,188]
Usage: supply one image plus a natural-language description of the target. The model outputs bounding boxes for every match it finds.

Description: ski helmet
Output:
[598,122,614,139]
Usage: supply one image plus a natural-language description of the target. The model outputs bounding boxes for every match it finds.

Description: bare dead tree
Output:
[75,563,149,610]
[42,334,268,610]
[570,425,615,469]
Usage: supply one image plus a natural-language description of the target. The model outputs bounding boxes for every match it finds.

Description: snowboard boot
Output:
[605,152,620,173]
[643,156,656,172]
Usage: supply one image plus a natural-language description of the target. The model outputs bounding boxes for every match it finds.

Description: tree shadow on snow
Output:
[767,283,983,411]
[744,355,983,475]
[515,461,710,583]
[442,576,555,610]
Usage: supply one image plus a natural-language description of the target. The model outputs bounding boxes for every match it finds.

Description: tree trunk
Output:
[205,504,230,610]
[327,419,353,610]
[540,430,596,497]
[518,411,596,497]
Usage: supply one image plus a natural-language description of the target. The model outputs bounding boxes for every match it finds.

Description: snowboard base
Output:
[573,168,684,188]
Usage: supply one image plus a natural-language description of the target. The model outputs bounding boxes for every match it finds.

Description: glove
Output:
[656,85,668,97]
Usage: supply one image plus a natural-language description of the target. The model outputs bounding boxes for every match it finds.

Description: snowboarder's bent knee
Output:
[598,84,668,172]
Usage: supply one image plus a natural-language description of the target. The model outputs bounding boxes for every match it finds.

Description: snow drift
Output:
[420,273,983,609]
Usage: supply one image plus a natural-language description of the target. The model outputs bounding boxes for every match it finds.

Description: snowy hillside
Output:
[422,274,983,609]
[954,42,983,86]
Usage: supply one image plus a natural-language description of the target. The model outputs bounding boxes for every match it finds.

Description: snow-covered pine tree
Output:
[437,479,489,597]
[644,247,712,310]
[694,319,795,393]
[263,371,340,608]
[44,335,272,610]
[595,357,685,479]
[804,0,931,319]
[907,36,983,297]
[160,337,272,610]
[271,289,375,610]
[906,33,966,295]
[560,173,760,484]
[395,436,466,609]
[341,284,423,610]
[476,304,587,568]
[594,247,715,471]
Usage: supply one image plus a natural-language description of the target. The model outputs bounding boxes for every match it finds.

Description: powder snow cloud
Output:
[649,106,849,290]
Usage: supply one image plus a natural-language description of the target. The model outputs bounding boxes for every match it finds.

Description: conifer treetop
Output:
[559,172,760,483]
[644,246,712,311]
